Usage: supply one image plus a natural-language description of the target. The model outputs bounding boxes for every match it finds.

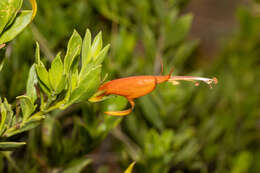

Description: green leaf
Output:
[64,30,82,74]
[80,31,109,81]
[68,65,101,104]
[139,95,164,130]
[81,29,92,68]
[0,10,33,44]
[35,42,40,64]
[124,162,136,173]
[91,32,102,60]
[165,13,193,47]
[102,96,128,114]
[231,151,252,173]
[173,40,199,69]
[4,0,23,29]
[34,43,51,94]
[70,56,80,91]
[95,96,127,136]
[0,142,26,150]
[63,158,92,173]
[153,0,166,20]
[16,95,36,121]
[0,101,7,136]
[36,62,51,90]
[71,68,79,91]
[174,139,199,163]
[27,112,45,122]
[79,59,94,82]
[26,64,38,103]
[0,0,23,34]
[97,116,123,138]
[55,74,66,94]
[144,129,174,158]
[173,128,195,150]
[49,52,64,93]
[2,99,13,128]
[0,58,5,72]
[94,44,110,65]
[4,118,42,137]
[38,79,51,96]
[0,98,14,136]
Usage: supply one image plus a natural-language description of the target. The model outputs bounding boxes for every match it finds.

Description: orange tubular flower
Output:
[89,70,217,116]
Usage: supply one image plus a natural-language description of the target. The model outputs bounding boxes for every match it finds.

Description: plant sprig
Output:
[0,29,110,149]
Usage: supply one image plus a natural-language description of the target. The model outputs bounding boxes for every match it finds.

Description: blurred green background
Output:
[1,0,260,172]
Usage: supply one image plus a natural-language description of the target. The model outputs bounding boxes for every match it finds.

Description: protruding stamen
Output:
[168,76,218,88]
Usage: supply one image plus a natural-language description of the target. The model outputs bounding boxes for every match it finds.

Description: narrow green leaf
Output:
[81,29,92,67]
[79,59,94,82]
[49,52,64,92]
[64,30,82,74]
[139,95,164,130]
[165,13,193,47]
[16,95,35,121]
[0,98,14,136]
[94,44,110,65]
[0,0,23,34]
[26,64,38,103]
[34,43,51,94]
[38,80,51,96]
[2,99,14,129]
[71,68,79,91]
[0,10,32,44]
[69,66,101,105]
[124,162,136,173]
[102,96,128,114]
[59,81,72,108]
[144,129,174,158]
[91,31,102,59]
[96,96,127,136]
[173,40,199,69]
[35,42,40,64]
[27,112,45,122]
[70,55,80,91]
[173,128,195,149]
[4,0,23,28]
[97,116,123,137]
[0,142,26,150]
[63,158,92,173]
[0,58,5,72]
[153,0,166,20]
[36,63,50,89]
[55,74,66,94]
[0,101,7,136]
[4,118,42,137]
[231,151,252,173]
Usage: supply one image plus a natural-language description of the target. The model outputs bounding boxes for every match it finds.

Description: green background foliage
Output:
[0,0,260,172]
